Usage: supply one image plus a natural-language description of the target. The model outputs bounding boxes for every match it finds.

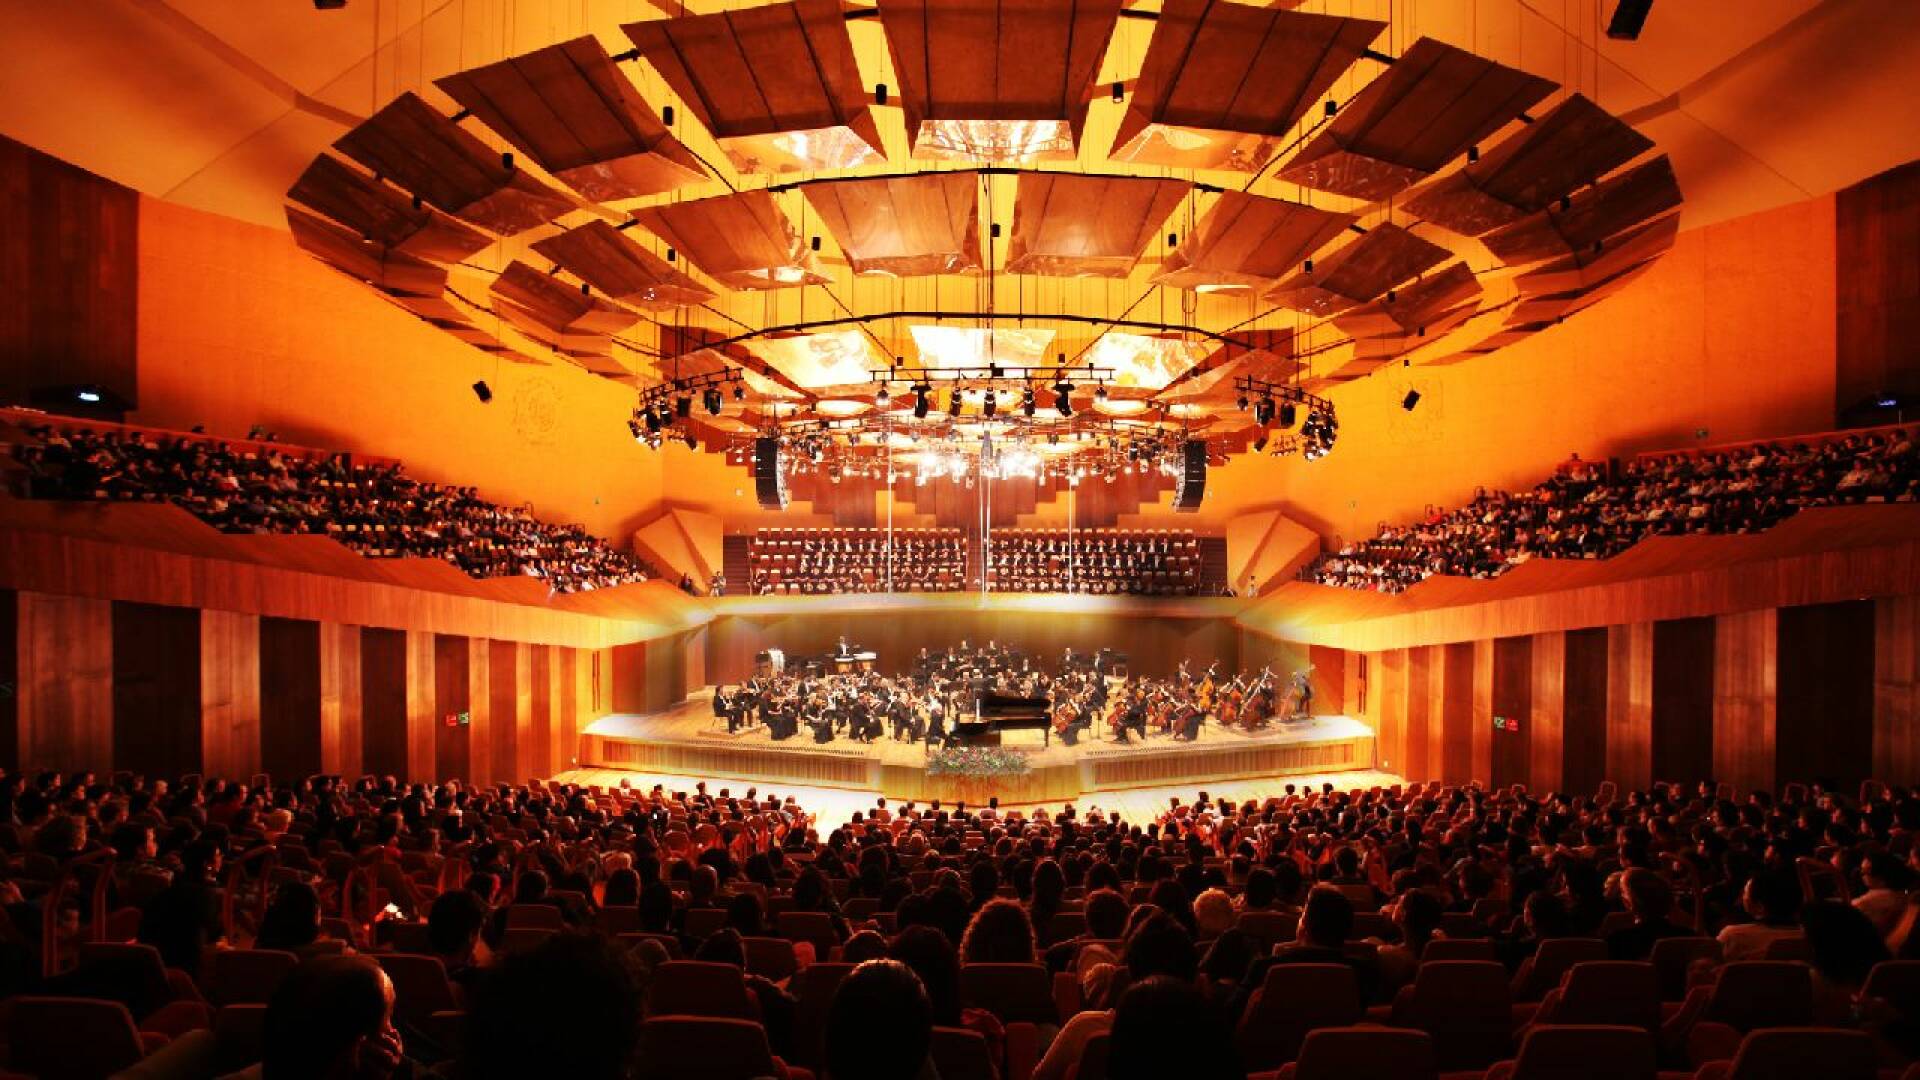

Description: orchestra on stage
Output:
[711,640,1316,750]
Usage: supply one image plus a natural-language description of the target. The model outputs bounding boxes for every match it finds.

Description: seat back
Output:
[506,903,565,931]
[683,907,727,941]
[1516,938,1609,1001]
[1509,1024,1656,1080]
[617,932,684,960]
[1547,961,1661,1031]
[635,1015,779,1080]
[375,953,462,1026]
[214,1003,270,1073]
[1396,960,1514,1070]
[1649,937,1721,1001]
[206,948,300,1006]
[1725,1027,1878,1080]
[597,906,642,935]
[928,1025,998,1080]
[1703,962,1814,1031]
[1043,911,1087,946]
[1421,938,1499,964]
[388,921,435,953]
[645,961,758,1021]
[960,962,1058,1025]
[499,927,557,953]
[1235,909,1298,950]
[789,962,856,1069]
[1236,963,1362,1070]
[1077,1031,1111,1080]
[742,936,799,981]
[777,911,838,954]
[4,996,149,1080]
[1863,959,1920,1020]
[1292,1026,1437,1080]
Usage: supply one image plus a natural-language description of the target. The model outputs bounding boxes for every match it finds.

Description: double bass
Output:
[1216,675,1246,729]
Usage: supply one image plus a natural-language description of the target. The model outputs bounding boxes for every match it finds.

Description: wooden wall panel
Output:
[1471,639,1496,784]
[259,616,323,782]
[200,610,261,779]
[432,634,470,782]
[1528,632,1565,792]
[1404,646,1432,781]
[1606,622,1654,790]
[0,135,138,410]
[710,609,1242,683]
[1836,160,1920,419]
[1565,628,1610,796]
[319,622,362,776]
[528,645,554,780]
[1874,595,1920,783]
[360,627,408,777]
[488,640,525,786]
[0,591,14,773]
[609,641,648,715]
[1309,645,1347,716]
[1375,649,1408,777]
[1778,600,1875,788]
[111,601,201,778]
[682,624,708,701]
[405,631,435,779]
[561,646,585,772]
[17,592,113,772]
[1491,637,1532,790]
[467,636,491,785]
[1712,609,1777,795]
[1651,617,1715,785]
[1435,642,1476,783]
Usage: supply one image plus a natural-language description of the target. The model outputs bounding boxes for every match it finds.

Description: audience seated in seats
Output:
[1302,425,1920,592]
[749,528,965,594]
[9,767,1920,1077]
[989,529,1203,596]
[10,419,649,594]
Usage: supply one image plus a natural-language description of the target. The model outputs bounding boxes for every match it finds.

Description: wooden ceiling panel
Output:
[1343,300,1478,360]
[530,219,714,311]
[333,92,576,235]
[1112,1,1385,172]
[284,205,448,299]
[1514,211,1679,295]
[880,0,1122,162]
[1264,222,1452,315]
[1331,261,1483,339]
[1506,259,1657,324]
[631,188,829,290]
[1403,93,1654,236]
[624,0,883,174]
[1151,191,1356,293]
[1481,154,1683,265]
[434,36,706,203]
[1278,38,1556,201]
[285,154,492,264]
[490,259,643,337]
[802,172,982,276]
[1004,173,1189,278]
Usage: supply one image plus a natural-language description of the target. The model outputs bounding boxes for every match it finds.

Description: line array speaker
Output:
[753,437,789,510]
[1173,439,1207,512]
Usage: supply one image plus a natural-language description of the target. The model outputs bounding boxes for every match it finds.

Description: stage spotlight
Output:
[1278,402,1297,428]
[1095,384,1109,401]
[643,409,661,433]
[1253,433,1267,452]
[1236,393,1248,411]
[982,389,997,417]
[912,384,931,419]
[675,394,692,418]
[471,380,492,403]
[1021,387,1036,417]
[1052,382,1074,417]
[683,430,698,449]
[733,383,746,401]
[703,388,723,415]
[1253,396,1274,426]
[875,386,890,408]
[948,388,963,417]
[627,419,643,439]
[1402,389,1421,412]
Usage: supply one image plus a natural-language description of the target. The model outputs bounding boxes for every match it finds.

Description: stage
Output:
[581,688,1376,805]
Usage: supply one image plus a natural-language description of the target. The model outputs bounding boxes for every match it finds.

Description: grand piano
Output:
[951,691,1055,747]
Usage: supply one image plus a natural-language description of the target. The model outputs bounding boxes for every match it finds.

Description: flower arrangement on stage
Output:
[927,745,1031,777]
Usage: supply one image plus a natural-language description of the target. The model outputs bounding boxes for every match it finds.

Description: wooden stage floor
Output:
[581,689,1377,805]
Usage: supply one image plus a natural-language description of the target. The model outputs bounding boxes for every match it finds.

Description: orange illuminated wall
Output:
[1264,193,1838,545]
[133,197,664,541]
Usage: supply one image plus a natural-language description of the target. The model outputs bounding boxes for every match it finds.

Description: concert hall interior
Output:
[2,1,1920,1078]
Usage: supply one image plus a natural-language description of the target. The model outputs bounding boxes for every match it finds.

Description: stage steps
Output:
[1199,536,1230,594]
[722,534,753,594]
